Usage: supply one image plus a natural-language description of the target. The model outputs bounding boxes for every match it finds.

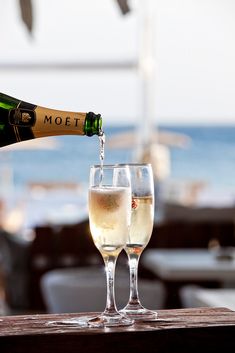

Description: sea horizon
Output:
[1,123,235,231]
[1,123,235,198]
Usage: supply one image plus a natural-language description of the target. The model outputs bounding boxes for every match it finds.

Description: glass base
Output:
[46,309,157,326]
[46,316,94,328]
[46,312,134,328]
[120,303,158,321]
[88,312,134,328]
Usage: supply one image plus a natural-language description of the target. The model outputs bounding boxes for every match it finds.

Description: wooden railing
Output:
[0,308,235,352]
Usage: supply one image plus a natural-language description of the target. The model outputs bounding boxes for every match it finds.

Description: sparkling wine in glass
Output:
[88,164,133,327]
[120,163,158,321]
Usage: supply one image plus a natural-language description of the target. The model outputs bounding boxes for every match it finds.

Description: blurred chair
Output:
[28,226,58,309]
[180,286,235,311]
[40,266,165,313]
[163,203,235,223]
[0,228,31,310]
[179,285,202,308]
[55,222,102,267]
[27,220,102,310]
[149,221,235,249]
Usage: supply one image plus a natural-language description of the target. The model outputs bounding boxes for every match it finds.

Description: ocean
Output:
[1,125,235,206]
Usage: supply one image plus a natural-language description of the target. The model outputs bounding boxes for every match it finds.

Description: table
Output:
[142,249,235,281]
[193,289,235,310]
[0,308,235,353]
[142,249,235,307]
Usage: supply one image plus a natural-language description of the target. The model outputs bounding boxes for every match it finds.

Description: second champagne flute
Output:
[120,163,158,321]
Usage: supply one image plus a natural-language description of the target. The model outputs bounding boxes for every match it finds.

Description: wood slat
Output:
[0,308,235,352]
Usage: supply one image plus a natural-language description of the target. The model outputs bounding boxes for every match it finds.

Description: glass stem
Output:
[103,255,118,315]
[128,253,141,305]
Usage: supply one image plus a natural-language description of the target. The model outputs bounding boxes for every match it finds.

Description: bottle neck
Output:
[84,112,102,136]
[0,93,102,148]
[31,106,87,137]
[8,105,101,137]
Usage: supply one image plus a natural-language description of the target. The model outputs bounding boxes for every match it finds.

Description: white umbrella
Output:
[107,130,191,149]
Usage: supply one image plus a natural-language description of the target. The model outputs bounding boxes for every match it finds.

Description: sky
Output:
[1,0,235,125]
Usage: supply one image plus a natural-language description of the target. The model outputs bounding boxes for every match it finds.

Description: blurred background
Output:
[1,0,235,205]
[1,0,235,315]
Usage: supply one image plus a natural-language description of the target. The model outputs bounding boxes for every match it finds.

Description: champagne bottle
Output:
[0,93,102,148]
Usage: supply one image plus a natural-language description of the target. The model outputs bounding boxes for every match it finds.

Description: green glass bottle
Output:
[0,93,102,148]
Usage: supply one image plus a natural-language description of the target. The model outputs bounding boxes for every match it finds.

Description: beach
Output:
[1,124,235,189]
[1,124,235,231]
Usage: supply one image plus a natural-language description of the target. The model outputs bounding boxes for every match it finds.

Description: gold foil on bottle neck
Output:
[32,106,86,137]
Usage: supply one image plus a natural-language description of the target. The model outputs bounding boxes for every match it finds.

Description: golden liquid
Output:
[89,186,131,257]
[125,196,154,255]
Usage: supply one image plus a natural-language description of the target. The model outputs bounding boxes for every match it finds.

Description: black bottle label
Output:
[8,108,36,127]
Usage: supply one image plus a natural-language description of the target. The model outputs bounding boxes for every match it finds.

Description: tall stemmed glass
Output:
[120,163,158,321]
[88,164,133,327]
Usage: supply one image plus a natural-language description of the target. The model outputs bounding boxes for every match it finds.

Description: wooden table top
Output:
[0,307,235,352]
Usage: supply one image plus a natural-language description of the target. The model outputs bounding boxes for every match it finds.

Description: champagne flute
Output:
[120,163,158,321]
[46,164,132,329]
[88,164,133,327]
